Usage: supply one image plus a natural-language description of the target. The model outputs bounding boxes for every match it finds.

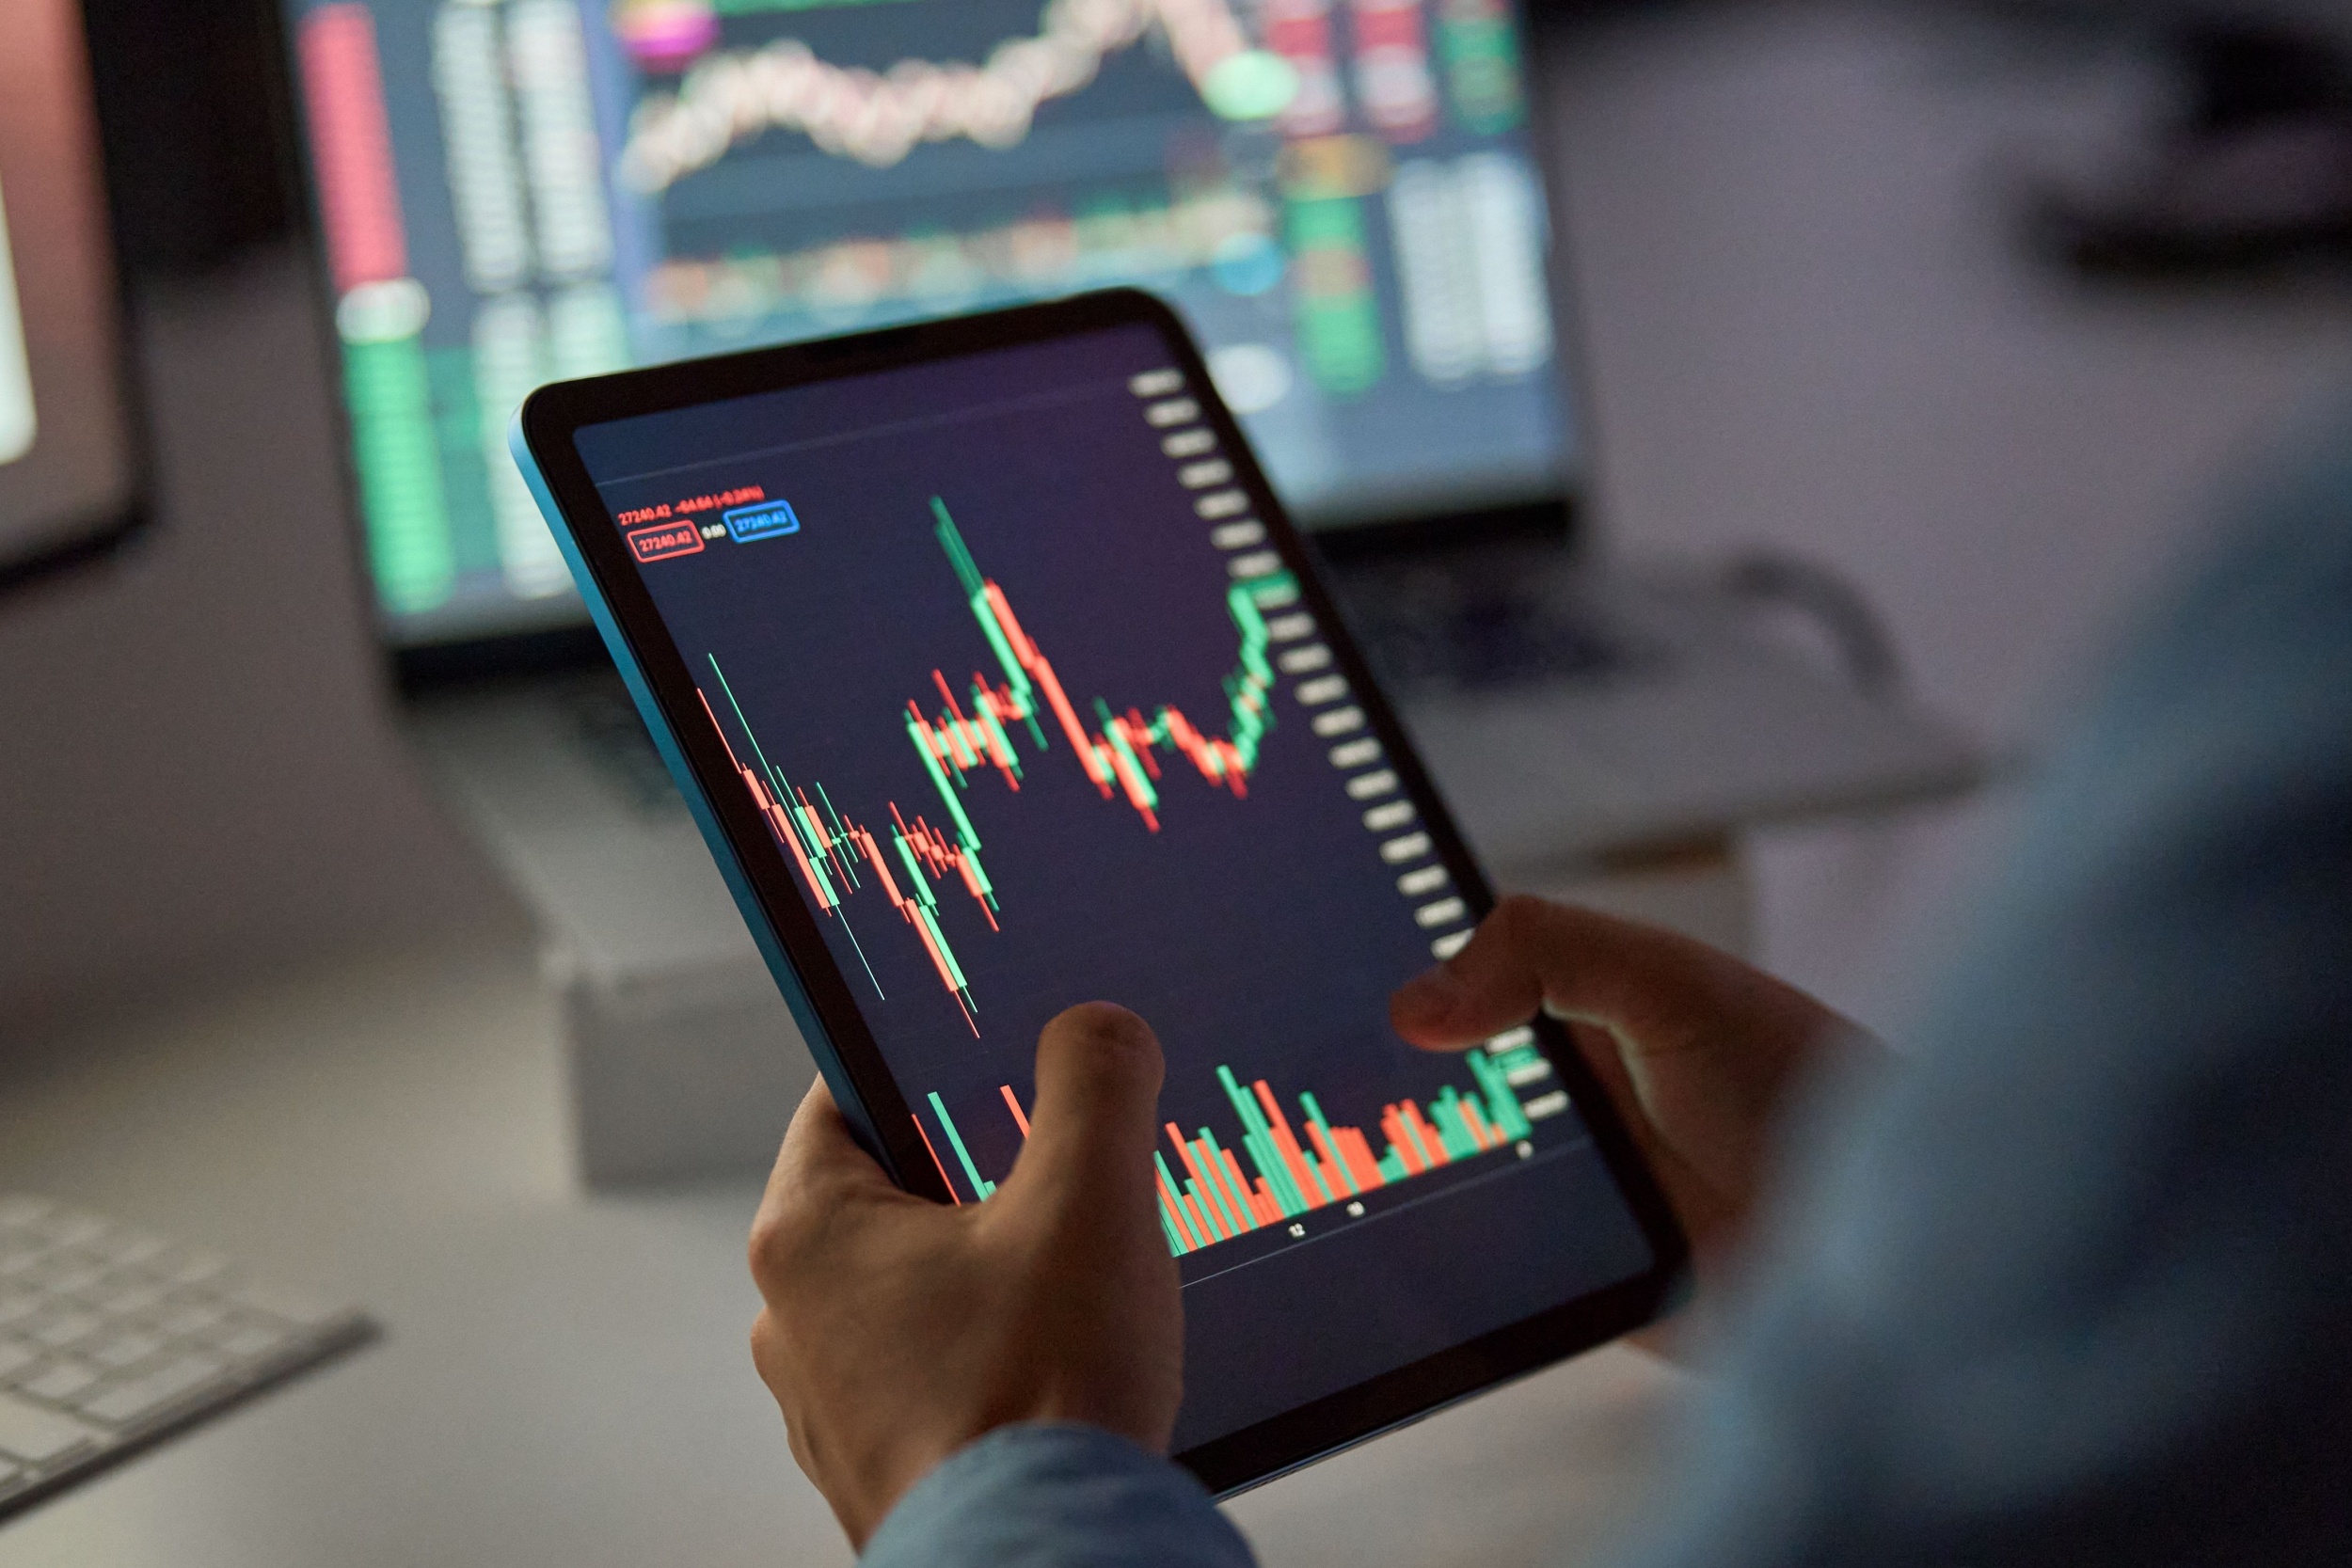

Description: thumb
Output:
[1003,1003,1166,1225]
[1392,895,1802,1056]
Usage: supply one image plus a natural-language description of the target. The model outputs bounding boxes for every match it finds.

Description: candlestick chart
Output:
[921,1048,1540,1257]
[696,497,1291,1033]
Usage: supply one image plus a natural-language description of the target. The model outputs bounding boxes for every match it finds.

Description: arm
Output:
[1612,431,2352,1568]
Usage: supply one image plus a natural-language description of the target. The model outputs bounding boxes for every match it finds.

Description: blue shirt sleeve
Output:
[860,1424,1256,1568]
[1617,400,2352,1568]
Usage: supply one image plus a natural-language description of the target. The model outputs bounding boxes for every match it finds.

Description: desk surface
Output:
[0,927,1680,1567]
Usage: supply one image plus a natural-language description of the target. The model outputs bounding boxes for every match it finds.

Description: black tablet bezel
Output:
[516,287,1689,1494]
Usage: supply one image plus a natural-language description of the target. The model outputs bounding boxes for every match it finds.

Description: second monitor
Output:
[278,0,1575,647]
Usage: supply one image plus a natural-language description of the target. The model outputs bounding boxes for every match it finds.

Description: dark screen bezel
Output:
[0,0,153,600]
[516,288,1688,1492]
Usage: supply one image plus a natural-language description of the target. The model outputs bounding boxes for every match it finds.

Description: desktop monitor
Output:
[0,0,141,587]
[274,0,1577,654]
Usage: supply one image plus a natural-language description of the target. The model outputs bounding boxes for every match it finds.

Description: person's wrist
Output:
[833,1419,983,1546]
[847,1419,1133,1546]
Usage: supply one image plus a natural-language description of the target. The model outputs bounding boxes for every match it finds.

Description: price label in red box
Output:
[626,519,705,563]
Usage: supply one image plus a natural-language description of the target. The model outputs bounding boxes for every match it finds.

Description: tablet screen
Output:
[569,319,1656,1451]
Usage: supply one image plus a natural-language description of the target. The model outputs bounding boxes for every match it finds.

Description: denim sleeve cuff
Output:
[861,1422,1257,1568]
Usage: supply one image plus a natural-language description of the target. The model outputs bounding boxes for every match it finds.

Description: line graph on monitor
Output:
[620,0,1300,188]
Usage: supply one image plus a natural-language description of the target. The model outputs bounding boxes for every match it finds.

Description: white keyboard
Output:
[0,1195,373,1520]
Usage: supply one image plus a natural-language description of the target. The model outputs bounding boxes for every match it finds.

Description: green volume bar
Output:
[1286,197,1386,396]
[342,327,456,614]
[934,1049,1550,1259]
[928,1092,995,1202]
[1436,0,1528,134]
[1467,1050,1536,1141]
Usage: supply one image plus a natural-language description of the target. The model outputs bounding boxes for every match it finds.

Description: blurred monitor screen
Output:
[279,0,1576,648]
[0,0,138,578]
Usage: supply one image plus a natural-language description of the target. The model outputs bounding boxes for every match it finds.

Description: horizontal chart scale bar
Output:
[1380,832,1435,863]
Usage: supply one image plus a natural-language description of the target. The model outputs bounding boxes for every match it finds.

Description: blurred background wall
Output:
[4,0,2348,1037]
[0,259,510,1035]
[1542,3,2352,1027]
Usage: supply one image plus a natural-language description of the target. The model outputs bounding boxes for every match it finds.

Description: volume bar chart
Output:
[920,1039,1549,1257]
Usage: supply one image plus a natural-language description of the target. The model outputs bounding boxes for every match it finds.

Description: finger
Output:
[1002,1003,1166,1224]
[756,1075,902,1240]
[1389,895,1760,1053]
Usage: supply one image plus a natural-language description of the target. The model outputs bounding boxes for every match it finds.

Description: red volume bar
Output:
[299,6,408,293]
[920,1057,1543,1255]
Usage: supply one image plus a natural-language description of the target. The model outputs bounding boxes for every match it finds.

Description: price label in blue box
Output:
[723,499,801,542]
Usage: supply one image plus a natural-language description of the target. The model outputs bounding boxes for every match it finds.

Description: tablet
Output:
[510,290,1686,1495]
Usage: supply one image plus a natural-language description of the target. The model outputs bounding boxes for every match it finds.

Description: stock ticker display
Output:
[574,325,1650,1445]
[283,0,1575,642]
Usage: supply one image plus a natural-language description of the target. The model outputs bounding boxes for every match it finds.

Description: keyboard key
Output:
[42,1264,105,1297]
[22,1360,99,1402]
[209,1325,284,1363]
[160,1253,231,1289]
[230,1285,349,1330]
[0,1390,99,1463]
[76,1355,224,1428]
[151,1302,227,1338]
[29,1215,106,1249]
[87,1333,160,1370]
[30,1313,99,1350]
[0,1294,39,1329]
[0,1456,22,1493]
[89,1232,167,1268]
[0,1341,37,1382]
[0,1198,53,1229]
[94,1283,166,1319]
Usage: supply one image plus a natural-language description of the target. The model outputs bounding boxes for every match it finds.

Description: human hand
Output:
[1391,896,1874,1286]
[747,1003,1184,1547]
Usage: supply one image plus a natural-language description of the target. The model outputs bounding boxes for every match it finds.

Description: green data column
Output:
[1437,0,1528,134]
[1469,1049,1535,1140]
[1286,197,1386,397]
[339,280,455,615]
